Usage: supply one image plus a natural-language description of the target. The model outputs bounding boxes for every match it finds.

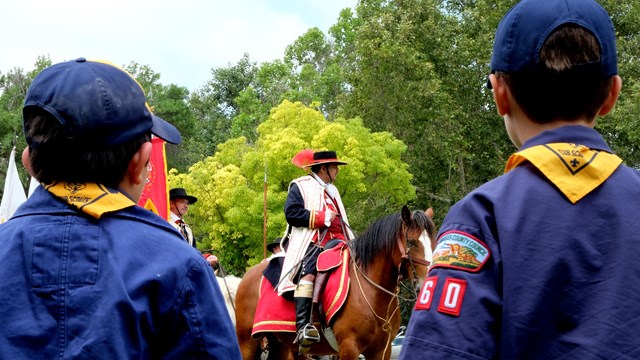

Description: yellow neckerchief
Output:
[45,182,136,219]
[504,143,622,204]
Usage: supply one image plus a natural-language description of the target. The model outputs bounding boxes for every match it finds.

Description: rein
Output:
[397,223,431,300]
[351,259,398,360]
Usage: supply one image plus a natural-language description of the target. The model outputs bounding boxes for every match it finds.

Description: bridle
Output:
[397,223,431,268]
[350,220,432,301]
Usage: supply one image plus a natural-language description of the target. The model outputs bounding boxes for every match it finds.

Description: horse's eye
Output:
[408,239,418,248]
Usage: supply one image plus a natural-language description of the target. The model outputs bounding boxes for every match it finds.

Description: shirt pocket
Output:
[32,221,99,288]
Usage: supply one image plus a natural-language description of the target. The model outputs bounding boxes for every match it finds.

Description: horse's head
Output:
[350,205,436,286]
[398,205,437,285]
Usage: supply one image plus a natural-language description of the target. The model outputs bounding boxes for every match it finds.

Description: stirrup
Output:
[296,323,320,346]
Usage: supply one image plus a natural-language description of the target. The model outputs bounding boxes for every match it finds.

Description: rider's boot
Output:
[294,282,320,353]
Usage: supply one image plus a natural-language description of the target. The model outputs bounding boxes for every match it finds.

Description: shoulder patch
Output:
[431,231,490,272]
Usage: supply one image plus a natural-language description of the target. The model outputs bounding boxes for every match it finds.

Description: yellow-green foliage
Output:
[169,100,415,274]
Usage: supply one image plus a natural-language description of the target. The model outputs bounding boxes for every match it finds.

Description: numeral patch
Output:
[415,276,438,310]
[437,278,467,316]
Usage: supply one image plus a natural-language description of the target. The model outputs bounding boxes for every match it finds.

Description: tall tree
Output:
[0,56,51,195]
[343,0,495,220]
[594,0,640,168]
[124,62,197,172]
[292,27,350,118]
[187,54,260,161]
[207,53,258,118]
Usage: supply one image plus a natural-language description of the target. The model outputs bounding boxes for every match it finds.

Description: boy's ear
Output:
[21,147,34,177]
[489,74,510,116]
[598,75,622,116]
[127,141,153,186]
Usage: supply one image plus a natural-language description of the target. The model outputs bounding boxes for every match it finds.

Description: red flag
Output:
[138,137,169,220]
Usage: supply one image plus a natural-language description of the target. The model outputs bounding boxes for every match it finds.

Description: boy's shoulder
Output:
[113,205,187,241]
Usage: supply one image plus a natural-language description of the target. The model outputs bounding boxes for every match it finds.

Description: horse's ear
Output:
[425,207,434,219]
[401,205,412,224]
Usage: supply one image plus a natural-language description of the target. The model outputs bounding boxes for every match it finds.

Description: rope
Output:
[352,257,417,302]
[217,262,237,314]
[352,260,399,360]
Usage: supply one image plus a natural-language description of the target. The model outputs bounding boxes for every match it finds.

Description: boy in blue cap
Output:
[0,58,241,359]
[401,1,640,359]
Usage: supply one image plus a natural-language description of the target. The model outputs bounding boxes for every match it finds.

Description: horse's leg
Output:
[264,335,298,360]
[337,338,364,360]
[237,329,261,359]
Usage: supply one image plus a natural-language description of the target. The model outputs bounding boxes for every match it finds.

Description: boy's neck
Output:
[518,118,595,147]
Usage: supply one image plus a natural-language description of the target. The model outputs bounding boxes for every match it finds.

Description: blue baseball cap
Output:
[490,0,617,77]
[23,58,181,148]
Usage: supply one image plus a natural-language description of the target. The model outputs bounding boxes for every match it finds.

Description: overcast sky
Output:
[1,0,357,91]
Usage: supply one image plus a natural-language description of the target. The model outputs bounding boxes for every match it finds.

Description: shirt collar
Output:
[310,172,328,187]
[169,212,182,222]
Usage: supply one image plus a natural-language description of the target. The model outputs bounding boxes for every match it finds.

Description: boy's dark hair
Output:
[25,107,151,188]
[498,24,614,123]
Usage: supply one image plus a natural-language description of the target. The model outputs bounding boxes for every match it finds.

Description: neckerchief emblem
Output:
[64,182,86,194]
[505,143,622,204]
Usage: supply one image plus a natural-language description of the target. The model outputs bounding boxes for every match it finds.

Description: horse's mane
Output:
[350,210,434,269]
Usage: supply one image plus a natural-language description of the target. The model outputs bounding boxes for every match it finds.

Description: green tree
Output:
[255,59,295,110]
[229,86,269,144]
[207,53,258,118]
[0,56,51,195]
[123,62,197,172]
[283,27,351,118]
[187,54,260,162]
[343,0,478,221]
[595,0,640,168]
[153,83,198,172]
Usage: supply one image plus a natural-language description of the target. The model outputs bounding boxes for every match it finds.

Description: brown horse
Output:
[235,206,437,360]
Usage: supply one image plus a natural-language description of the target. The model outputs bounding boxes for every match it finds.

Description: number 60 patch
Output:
[415,277,467,316]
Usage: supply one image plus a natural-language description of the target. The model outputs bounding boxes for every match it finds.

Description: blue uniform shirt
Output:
[0,186,241,359]
[401,126,640,359]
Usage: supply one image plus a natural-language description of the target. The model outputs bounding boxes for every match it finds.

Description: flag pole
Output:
[263,164,268,259]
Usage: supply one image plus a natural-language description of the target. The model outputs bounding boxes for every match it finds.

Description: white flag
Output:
[28,176,39,198]
[0,148,27,223]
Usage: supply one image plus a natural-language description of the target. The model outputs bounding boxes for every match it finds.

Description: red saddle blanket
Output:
[251,243,350,336]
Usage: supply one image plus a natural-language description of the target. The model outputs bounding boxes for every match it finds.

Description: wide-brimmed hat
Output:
[267,237,282,253]
[169,188,198,204]
[291,149,348,169]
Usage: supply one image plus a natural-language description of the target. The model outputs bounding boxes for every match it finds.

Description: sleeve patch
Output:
[437,278,467,316]
[431,230,490,272]
[415,276,438,310]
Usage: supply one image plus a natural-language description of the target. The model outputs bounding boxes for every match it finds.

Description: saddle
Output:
[251,241,350,337]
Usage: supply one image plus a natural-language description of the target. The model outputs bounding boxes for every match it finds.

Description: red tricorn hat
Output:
[291,150,348,169]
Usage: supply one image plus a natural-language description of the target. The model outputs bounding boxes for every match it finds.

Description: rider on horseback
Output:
[277,150,354,353]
